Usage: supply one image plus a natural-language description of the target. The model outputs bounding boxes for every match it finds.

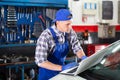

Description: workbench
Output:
[0,61,37,80]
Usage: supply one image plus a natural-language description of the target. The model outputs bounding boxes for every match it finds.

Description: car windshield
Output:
[86,40,120,80]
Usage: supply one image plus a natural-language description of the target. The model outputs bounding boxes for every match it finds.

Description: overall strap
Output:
[65,33,68,41]
[49,28,58,43]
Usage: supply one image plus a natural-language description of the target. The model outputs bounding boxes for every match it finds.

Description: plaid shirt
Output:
[35,25,83,65]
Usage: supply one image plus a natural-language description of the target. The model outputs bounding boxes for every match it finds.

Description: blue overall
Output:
[38,28,69,80]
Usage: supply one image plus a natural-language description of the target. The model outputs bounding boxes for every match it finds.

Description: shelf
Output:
[0,43,36,48]
[0,0,68,7]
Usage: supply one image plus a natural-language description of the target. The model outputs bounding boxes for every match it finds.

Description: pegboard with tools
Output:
[0,0,68,44]
[0,6,59,44]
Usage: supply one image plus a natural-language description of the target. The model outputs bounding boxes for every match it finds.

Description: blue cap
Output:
[53,9,72,22]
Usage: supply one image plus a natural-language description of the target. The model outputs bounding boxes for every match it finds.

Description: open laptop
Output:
[60,51,106,76]
[60,40,120,76]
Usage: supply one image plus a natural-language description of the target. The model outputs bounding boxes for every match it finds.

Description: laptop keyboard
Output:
[67,67,78,73]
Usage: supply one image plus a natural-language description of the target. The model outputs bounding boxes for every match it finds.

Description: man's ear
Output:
[56,21,59,24]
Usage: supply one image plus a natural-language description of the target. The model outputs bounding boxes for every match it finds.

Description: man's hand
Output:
[62,62,79,71]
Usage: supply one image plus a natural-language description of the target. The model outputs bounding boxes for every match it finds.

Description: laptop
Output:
[60,40,120,76]
[60,52,105,76]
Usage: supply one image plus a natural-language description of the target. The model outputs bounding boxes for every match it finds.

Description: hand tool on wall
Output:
[7,6,17,28]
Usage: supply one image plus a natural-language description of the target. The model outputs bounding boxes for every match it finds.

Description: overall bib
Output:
[38,28,69,80]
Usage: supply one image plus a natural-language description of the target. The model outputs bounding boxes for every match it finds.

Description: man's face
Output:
[56,20,72,33]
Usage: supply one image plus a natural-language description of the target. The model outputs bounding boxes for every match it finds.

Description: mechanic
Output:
[35,9,87,80]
